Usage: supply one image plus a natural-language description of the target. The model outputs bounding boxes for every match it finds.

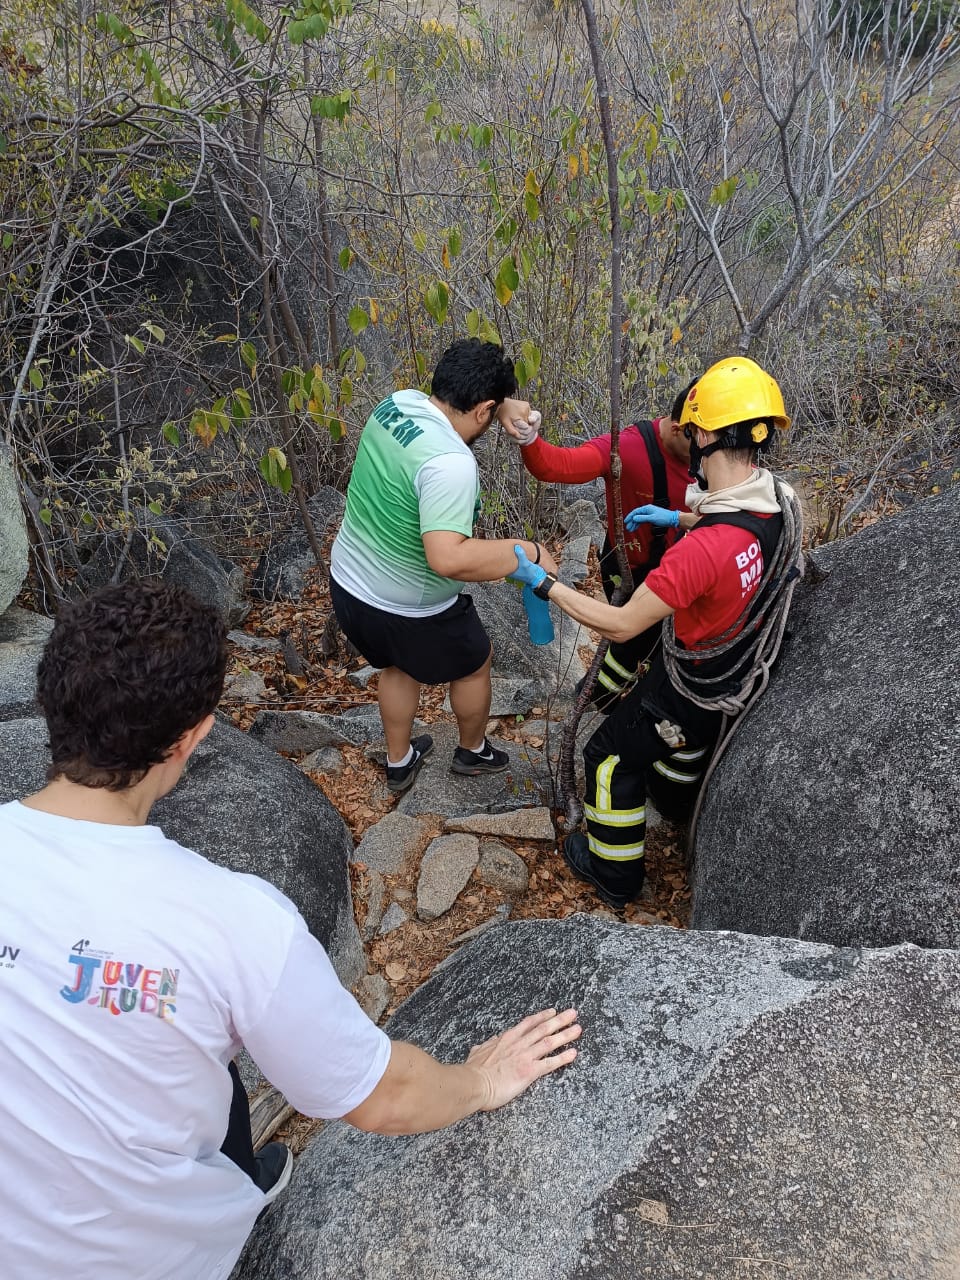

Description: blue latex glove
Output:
[508,544,547,589]
[625,504,681,531]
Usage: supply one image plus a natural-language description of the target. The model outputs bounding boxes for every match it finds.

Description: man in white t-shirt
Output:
[0,582,581,1280]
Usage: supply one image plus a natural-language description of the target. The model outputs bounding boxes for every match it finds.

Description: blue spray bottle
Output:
[522,584,555,645]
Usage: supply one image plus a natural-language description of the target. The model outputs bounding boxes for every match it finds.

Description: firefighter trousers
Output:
[582,666,723,894]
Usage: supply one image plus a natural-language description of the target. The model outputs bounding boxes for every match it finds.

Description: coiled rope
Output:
[660,477,805,858]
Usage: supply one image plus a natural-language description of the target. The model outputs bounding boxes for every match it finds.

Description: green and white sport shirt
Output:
[331,390,479,616]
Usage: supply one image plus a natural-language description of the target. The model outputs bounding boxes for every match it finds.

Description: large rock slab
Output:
[395,722,552,819]
[0,445,29,614]
[236,917,960,1280]
[692,485,960,949]
[250,706,384,754]
[0,717,363,987]
[0,608,52,721]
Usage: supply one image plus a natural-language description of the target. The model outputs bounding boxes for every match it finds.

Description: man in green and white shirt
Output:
[331,339,557,792]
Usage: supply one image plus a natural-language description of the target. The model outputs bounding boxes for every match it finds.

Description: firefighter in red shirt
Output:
[509,357,798,908]
[506,385,695,710]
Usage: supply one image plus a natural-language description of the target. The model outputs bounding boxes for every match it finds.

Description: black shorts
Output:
[330,577,491,684]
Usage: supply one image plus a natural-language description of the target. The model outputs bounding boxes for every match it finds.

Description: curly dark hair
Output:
[430,338,518,412]
[36,581,227,790]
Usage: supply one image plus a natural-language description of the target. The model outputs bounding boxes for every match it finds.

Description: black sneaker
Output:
[562,832,640,910]
[254,1142,294,1205]
[385,734,433,794]
[451,737,509,776]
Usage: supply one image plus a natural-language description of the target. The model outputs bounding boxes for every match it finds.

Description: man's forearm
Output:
[441,537,544,582]
[345,1041,489,1135]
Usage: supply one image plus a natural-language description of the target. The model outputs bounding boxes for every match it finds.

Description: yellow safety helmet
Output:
[680,356,791,445]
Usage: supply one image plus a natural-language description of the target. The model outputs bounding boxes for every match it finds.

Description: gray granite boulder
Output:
[0,608,52,721]
[252,487,345,601]
[692,484,960,949]
[0,445,29,614]
[0,717,363,987]
[161,533,247,625]
[235,916,960,1280]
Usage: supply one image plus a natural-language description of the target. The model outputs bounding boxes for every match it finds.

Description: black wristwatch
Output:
[533,572,558,601]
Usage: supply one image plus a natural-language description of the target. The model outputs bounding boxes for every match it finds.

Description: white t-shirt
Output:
[0,801,391,1280]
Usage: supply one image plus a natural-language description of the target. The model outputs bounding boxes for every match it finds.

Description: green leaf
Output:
[225,0,270,42]
[162,421,181,447]
[425,100,442,123]
[709,175,740,206]
[339,374,353,406]
[466,309,482,338]
[28,367,43,391]
[338,245,354,270]
[81,511,96,527]
[39,505,53,527]
[240,341,257,376]
[448,226,462,257]
[347,305,369,335]
[125,333,146,355]
[148,500,163,516]
[423,280,449,326]
[524,191,540,222]
[412,229,427,253]
[519,339,541,382]
[0,135,7,157]
[1,232,12,249]
[141,322,166,343]
[311,91,351,121]
[494,257,519,305]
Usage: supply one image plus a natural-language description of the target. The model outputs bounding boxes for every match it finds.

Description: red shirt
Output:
[644,517,777,648]
[520,422,690,569]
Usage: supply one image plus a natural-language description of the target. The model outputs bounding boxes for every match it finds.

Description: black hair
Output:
[37,580,227,790]
[709,417,776,464]
[431,339,518,412]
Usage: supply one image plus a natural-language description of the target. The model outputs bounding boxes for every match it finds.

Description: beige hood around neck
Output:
[685,467,796,517]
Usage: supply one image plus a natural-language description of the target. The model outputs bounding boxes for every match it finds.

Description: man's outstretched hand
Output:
[508,544,547,589]
[497,397,542,445]
[625,504,681,530]
[467,1007,581,1111]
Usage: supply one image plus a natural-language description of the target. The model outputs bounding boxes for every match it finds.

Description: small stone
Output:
[300,747,345,776]
[353,812,433,876]
[347,665,378,689]
[361,871,386,941]
[228,631,281,653]
[449,905,511,947]
[379,903,409,937]
[416,834,480,921]
[384,959,407,981]
[477,840,530,896]
[250,708,383,754]
[223,671,268,702]
[445,807,555,842]
[354,973,390,1023]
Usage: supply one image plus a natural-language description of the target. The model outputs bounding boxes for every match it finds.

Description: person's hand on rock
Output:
[466,1007,581,1110]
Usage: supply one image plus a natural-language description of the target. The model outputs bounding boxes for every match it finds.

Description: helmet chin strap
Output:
[687,436,727,491]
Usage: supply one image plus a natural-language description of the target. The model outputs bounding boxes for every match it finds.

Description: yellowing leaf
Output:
[369,297,379,324]
[671,326,682,345]
[580,144,590,175]
[441,242,451,271]
[568,153,579,180]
